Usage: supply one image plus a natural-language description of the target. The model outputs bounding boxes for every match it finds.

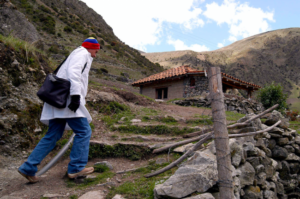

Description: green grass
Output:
[69,195,78,199]
[113,125,196,136]
[94,164,110,173]
[193,114,211,119]
[66,171,115,189]
[186,118,213,126]
[225,111,246,121]
[289,120,300,134]
[105,158,177,199]
[166,98,185,103]
[0,34,44,54]
[89,143,151,160]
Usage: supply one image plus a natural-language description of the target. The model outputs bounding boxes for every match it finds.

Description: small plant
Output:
[286,110,299,121]
[94,164,110,173]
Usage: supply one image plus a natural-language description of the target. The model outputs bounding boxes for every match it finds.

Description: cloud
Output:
[203,0,274,41]
[168,38,209,52]
[228,36,237,42]
[217,43,224,48]
[82,0,205,52]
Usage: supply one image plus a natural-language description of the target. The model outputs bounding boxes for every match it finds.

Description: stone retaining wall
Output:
[173,94,264,114]
[154,111,299,199]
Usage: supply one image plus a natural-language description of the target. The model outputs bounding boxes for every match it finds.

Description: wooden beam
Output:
[222,80,254,91]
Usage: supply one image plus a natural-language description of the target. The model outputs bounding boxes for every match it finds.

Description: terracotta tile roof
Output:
[132,65,201,86]
[221,73,261,88]
[132,65,261,89]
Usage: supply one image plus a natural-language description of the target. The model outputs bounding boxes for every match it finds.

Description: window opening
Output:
[190,77,195,86]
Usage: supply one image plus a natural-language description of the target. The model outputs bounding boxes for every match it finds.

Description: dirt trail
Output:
[0,102,212,199]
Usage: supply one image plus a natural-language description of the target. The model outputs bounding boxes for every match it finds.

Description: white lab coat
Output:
[40,46,93,129]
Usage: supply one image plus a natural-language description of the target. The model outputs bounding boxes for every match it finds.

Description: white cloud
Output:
[168,38,209,52]
[203,0,274,42]
[228,36,237,42]
[81,0,205,52]
[217,43,224,48]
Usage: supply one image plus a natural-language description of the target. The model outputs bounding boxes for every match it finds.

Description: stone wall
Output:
[183,76,209,98]
[173,94,264,114]
[154,111,300,199]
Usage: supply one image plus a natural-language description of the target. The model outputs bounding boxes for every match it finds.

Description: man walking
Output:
[18,37,100,182]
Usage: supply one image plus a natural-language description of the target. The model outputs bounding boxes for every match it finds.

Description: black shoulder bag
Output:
[37,56,87,109]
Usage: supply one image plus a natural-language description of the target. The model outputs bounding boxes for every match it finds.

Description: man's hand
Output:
[68,95,80,112]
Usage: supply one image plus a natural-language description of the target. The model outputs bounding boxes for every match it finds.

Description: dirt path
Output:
[0,156,151,199]
[0,99,213,199]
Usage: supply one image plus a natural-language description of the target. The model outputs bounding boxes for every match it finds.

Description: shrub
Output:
[64,26,72,33]
[100,68,108,73]
[38,14,56,34]
[256,82,288,113]
[39,5,51,14]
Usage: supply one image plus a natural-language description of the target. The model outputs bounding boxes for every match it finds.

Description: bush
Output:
[100,68,108,73]
[39,14,56,34]
[39,5,52,14]
[256,82,288,113]
[64,26,72,33]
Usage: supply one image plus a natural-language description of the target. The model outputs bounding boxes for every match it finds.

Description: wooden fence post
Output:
[208,67,234,198]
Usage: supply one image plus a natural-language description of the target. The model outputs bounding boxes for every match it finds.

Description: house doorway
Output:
[156,87,168,99]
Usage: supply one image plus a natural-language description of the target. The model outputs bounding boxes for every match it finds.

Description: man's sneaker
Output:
[68,167,94,179]
[18,170,39,183]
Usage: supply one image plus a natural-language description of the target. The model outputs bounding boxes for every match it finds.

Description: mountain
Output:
[143,28,300,110]
[1,0,164,80]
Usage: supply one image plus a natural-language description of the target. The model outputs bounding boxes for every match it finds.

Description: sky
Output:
[81,0,300,53]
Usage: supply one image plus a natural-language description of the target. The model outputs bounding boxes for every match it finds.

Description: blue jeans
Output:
[19,117,92,176]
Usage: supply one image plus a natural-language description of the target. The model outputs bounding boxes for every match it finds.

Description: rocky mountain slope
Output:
[143,28,300,108]
[1,0,163,81]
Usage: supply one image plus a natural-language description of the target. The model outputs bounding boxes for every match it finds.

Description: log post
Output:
[207,67,234,198]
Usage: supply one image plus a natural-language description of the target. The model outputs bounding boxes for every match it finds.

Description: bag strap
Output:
[53,56,88,75]
[53,56,68,75]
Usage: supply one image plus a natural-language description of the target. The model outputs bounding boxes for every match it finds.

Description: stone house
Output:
[132,65,261,100]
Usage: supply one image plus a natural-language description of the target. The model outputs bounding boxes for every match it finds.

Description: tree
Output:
[256,82,288,112]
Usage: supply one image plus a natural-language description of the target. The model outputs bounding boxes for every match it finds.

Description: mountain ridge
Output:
[143,28,300,108]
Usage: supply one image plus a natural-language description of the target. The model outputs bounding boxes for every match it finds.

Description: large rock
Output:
[154,150,218,199]
[237,162,255,188]
[237,113,262,130]
[278,161,291,181]
[0,1,40,42]
[183,193,215,199]
[78,191,105,199]
[272,146,288,160]
[264,110,289,129]
[230,139,245,167]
